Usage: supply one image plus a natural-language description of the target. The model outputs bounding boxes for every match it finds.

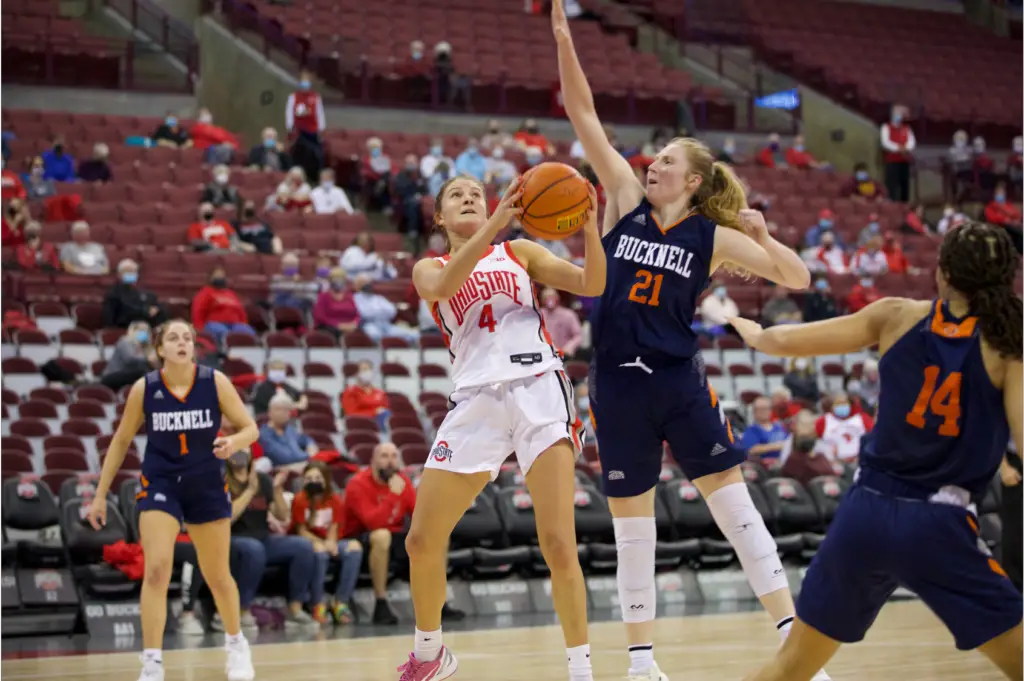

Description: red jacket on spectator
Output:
[291,489,345,540]
[847,283,881,313]
[341,467,416,536]
[2,170,26,201]
[515,130,550,152]
[756,146,784,169]
[286,90,325,136]
[189,122,240,151]
[984,200,1022,227]
[785,146,816,169]
[883,239,909,274]
[1,217,24,247]
[341,384,390,418]
[192,285,248,329]
[881,122,915,163]
[973,152,995,174]
[901,209,928,235]
[187,219,235,250]
[15,242,59,270]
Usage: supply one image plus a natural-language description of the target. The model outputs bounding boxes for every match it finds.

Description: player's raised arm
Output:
[713,209,811,290]
[729,297,904,357]
[552,0,641,213]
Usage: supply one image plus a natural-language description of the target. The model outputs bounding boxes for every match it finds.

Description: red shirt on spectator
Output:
[341,467,416,536]
[341,384,390,418]
[847,283,881,313]
[15,242,59,270]
[2,171,26,201]
[883,238,909,274]
[984,199,1022,228]
[189,122,240,151]
[1,218,24,247]
[291,489,345,540]
[286,89,325,136]
[785,146,816,169]
[187,219,235,250]
[192,285,248,328]
[772,401,802,423]
[756,146,783,169]
[515,131,550,151]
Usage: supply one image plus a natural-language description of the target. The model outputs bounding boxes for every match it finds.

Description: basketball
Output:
[516,162,592,240]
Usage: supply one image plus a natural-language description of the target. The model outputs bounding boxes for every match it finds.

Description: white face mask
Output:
[214,173,229,185]
[358,370,374,384]
[198,112,213,124]
[267,369,286,383]
[793,358,809,371]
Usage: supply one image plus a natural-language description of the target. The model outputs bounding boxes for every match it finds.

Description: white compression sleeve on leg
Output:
[705,482,788,597]
[613,516,657,624]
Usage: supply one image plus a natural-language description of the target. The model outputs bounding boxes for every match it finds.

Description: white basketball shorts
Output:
[425,370,584,479]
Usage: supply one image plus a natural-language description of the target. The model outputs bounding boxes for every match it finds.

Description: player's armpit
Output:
[511,239,604,297]
[1003,360,1023,456]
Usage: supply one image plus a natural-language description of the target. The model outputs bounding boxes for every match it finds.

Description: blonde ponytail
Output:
[698,161,747,231]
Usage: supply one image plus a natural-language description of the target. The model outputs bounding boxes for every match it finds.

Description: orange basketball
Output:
[516,162,592,240]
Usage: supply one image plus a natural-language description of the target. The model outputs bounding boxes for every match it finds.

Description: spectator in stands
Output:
[418,298,439,334]
[291,460,363,624]
[716,136,740,165]
[882,234,913,275]
[784,357,820,405]
[272,167,313,213]
[480,119,515,152]
[314,256,333,288]
[784,134,825,170]
[972,136,996,191]
[394,155,427,239]
[900,204,932,237]
[341,442,416,625]
[778,409,838,483]
[259,394,317,467]
[574,381,595,441]
[420,139,453,181]
[948,130,973,195]
[152,114,192,148]
[740,396,788,464]
[809,230,847,275]
[248,128,291,173]
[252,359,308,417]
[802,276,839,322]
[770,386,801,424]
[486,146,517,189]
[427,161,453,197]
[816,391,873,466]
[540,288,582,359]
[226,453,317,627]
[286,70,326,182]
[433,40,469,107]
[310,168,356,216]
[234,200,282,255]
[846,276,881,313]
[15,222,59,271]
[851,236,889,277]
[454,139,487,182]
[103,258,168,328]
[341,360,391,424]
[1,197,29,246]
[60,221,109,275]
[1009,135,1023,193]
[984,182,1022,228]
[880,104,915,202]
[100,321,156,391]
[191,108,239,166]
[697,283,738,335]
[804,208,839,248]
[341,232,397,281]
[41,137,75,182]
[271,252,320,311]
[856,213,882,247]
[535,235,572,261]
[24,157,56,201]
[842,162,884,201]
[1,158,26,201]
[201,165,241,209]
[192,266,256,341]
[515,118,555,156]
[313,267,361,339]
[353,273,419,343]
[756,133,787,169]
[761,284,802,327]
[77,143,112,183]
[363,137,393,212]
[937,204,967,235]
[188,202,240,252]
[851,357,881,412]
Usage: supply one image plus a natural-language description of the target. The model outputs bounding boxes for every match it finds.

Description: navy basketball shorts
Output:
[136,469,232,525]
[797,484,1023,650]
[589,356,745,498]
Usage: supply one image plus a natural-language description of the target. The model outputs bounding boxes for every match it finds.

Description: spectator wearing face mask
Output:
[399,39,430,80]
[77,143,113,183]
[777,410,839,484]
[15,222,59,271]
[485,146,517,189]
[880,104,915,202]
[784,134,826,170]
[716,136,741,164]
[802,276,839,322]
[258,394,318,467]
[100,320,156,391]
[783,357,820,405]
[341,232,397,282]
[363,138,393,212]
[271,252,321,310]
[248,128,292,173]
[770,386,801,424]
[741,397,789,464]
[881,234,915,275]
[60,220,109,275]
[201,165,241,209]
[856,214,883,247]
[539,288,583,359]
[340,442,416,625]
[272,167,313,213]
[842,162,884,201]
[756,133,788,169]
[850,236,889,278]
[188,202,240,252]
[192,266,256,341]
[1008,136,1023,194]
[815,391,873,466]
[427,161,453,197]
[40,137,75,182]
[24,157,56,201]
[809,231,847,275]
[152,114,192,148]
[394,155,427,238]
[352,274,420,343]
[852,358,881,411]
[985,182,1022,229]
[804,209,841,248]
[290,460,363,625]
[190,108,240,165]
[341,360,391,425]
[234,200,281,255]
[419,139,454,181]
[102,258,168,328]
[971,136,997,191]
[761,284,802,327]
[313,267,361,339]
[310,168,356,215]
[846,276,881,313]
[936,204,967,235]
[480,119,515,152]
[521,145,546,173]
[286,70,326,182]
[454,139,487,182]
[899,204,932,237]
[574,382,595,441]
[947,130,973,196]
[432,40,470,107]
[514,119,555,156]
[251,359,308,417]
[698,283,739,332]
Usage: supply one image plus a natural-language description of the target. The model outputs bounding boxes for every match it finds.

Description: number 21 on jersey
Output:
[628,270,663,306]
[906,366,962,436]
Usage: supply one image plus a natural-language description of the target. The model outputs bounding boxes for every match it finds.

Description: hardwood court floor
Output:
[0,601,1004,681]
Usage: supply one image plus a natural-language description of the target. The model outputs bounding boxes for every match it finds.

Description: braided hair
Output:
[938,221,1022,359]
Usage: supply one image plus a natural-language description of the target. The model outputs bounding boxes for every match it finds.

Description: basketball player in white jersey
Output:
[395,175,606,681]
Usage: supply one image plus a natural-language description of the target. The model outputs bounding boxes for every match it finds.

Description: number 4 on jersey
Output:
[478,304,497,333]
[906,366,962,437]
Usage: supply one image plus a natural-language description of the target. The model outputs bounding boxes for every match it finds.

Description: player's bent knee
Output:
[538,529,579,574]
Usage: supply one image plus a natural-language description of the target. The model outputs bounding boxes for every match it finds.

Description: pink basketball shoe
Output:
[397,646,459,681]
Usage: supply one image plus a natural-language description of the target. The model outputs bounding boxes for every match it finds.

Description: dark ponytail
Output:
[939,221,1022,359]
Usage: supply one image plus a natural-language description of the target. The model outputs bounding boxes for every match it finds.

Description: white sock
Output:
[776,616,794,641]
[414,627,442,662]
[628,643,654,674]
[142,648,162,664]
[567,643,593,681]
[225,632,246,647]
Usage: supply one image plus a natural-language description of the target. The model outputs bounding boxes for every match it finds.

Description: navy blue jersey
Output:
[863,300,1009,497]
[591,199,716,364]
[141,365,222,478]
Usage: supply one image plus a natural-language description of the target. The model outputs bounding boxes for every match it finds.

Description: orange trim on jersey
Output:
[534,287,558,353]
[930,299,977,339]
[708,382,719,408]
[966,514,1010,577]
[588,405,597,433]
[161,365,197,404]
[140,475,149,488]
[650,208,696,235]
[503,241,527,271]
[430,302,452,348]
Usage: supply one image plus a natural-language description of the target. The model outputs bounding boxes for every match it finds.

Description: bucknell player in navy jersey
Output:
[88,320,260,681]
[733,222,1023,680]
[551,3,831,680]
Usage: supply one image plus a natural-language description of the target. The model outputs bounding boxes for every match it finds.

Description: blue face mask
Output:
[370,148,382,158]
[412,51,423,61]
[855,171,868,181]
[814,279,828,292]
[468,146,479,156]
[860,278,873,288]
[299,79,311,90]
[769,142,780,152]
[135,330,149,344]
[165,117,177,127]
[892,113,903,124]
[833,404,851,419]
[714,287,727,299]
[577,397,590,412]
[996,194,1006,203]
[430,145,442,156]
[794,144,804,152]
[263,138,275,148]
[819,219,833,229]
[868,222,880,232]
[122,272,138,284]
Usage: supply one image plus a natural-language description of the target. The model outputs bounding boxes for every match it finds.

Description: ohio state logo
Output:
[431,441,453,463]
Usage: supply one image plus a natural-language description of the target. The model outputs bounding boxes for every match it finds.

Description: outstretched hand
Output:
[489,176,525,230]
[727,316,764,349]
[551,0,571,42]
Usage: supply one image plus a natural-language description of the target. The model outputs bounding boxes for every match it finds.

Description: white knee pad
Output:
[613,517,657,624]
[706,483,788,598]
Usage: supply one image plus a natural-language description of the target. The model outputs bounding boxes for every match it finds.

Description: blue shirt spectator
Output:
[454,140,487,182]
[41,141,75,182]
[740,397,789,461]
[258,395,316,466]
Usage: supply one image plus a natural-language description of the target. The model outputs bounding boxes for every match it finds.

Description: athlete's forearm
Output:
[95,436,132,497]
[430,221,503,299]
[231,423,260,450]
[555,30,596,120]
[759,235,811,290]
[579,226,607,297]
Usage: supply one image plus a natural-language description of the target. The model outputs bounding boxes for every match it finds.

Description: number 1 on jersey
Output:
[906,366,962,436]
[178,432,189,456]
[478,303,497,333]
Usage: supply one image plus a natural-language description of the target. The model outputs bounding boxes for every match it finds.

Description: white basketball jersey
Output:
[431,242,563,390]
